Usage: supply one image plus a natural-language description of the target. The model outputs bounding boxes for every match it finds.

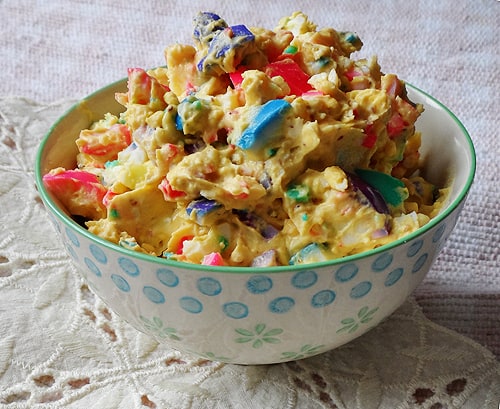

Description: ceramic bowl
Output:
[35,79,475,364]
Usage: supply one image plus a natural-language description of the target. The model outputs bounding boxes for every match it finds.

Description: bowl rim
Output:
[34,80,476,274]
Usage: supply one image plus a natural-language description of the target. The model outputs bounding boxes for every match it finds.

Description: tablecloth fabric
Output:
[0,0,499,408]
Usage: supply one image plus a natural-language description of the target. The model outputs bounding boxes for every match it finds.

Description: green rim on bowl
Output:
[34,81,476,274]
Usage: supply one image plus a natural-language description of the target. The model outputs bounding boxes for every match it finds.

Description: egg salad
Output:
[44,12,446,267]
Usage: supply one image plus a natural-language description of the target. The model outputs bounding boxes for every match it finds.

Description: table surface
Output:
[1,1,499,408]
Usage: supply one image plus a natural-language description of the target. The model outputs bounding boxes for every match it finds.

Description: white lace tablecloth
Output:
[1,0,499,407]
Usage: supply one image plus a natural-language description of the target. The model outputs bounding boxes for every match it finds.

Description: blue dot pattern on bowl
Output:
[350,281,372,299]
[371,253,393,272]
[143,286,165,304]
[432,223,446,243]
[269,297,295,313]
[197,277,222,296]
[291,270,318,289]
[311,290,336,308]
[66,227,80,247]
[111,274,130,292]
[72,220,450,328]
[335,264,358,282]
[65,243,78,261]
[119,257,140,277]
[180,296,203,313]
[412,253,429,274]
[84,257,101,277]
[385,268,404,287]
[223,302,249,319]
[246,275,273,294]
[407,240,423,257]
[156,268,179,287]
[89,244,107,264]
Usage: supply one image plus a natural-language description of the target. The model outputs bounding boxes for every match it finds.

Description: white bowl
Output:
[35,79,475,364]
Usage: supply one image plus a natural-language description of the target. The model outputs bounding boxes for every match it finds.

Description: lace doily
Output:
[0,98,499,408]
